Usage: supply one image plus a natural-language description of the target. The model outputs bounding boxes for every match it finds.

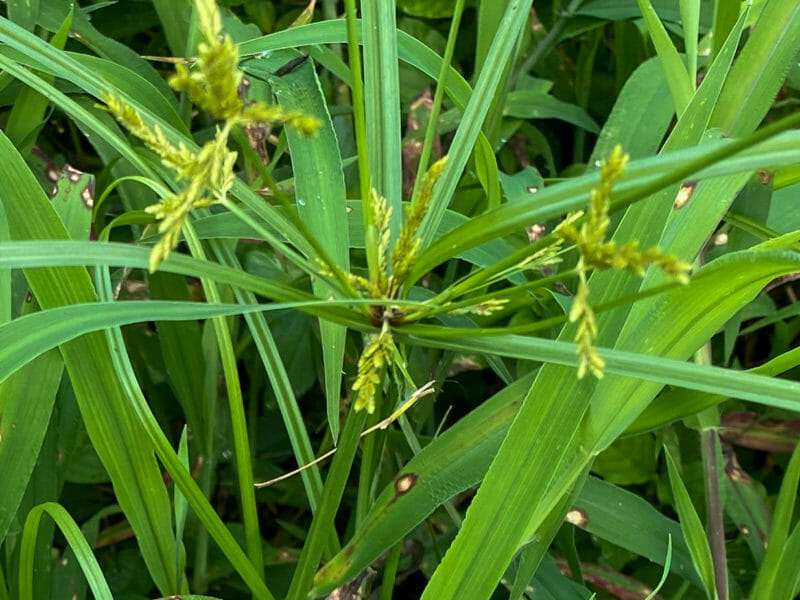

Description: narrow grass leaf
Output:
[665,448,716,598]
[268,57,350,441]
[749,442,800,598]
[362,0,403,229]
[0,129,180,594]
[416,0,532,250]
[636,0,693,114]
[679,0,700,84]
[18,503,112,600]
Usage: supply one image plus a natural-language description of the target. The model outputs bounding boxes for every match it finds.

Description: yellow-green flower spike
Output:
[391,156,448,286]
[371,190,392,295]
[554,145,690,379]
[570,272,605,379]
[352,325,395,413]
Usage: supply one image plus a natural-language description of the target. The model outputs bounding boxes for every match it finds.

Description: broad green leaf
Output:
[151,0,192,57]
[50,166,94,241]
[7,0,39,32]
[710,0,800,136]
[587,48,675,168]
[0,349,62,541]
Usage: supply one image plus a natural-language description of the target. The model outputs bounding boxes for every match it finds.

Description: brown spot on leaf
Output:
[394,473,417,496]
[565,508,588,528]
[527,223,546,242]
[81,187,94,209]
[526,185,539,193]
[64,165,83,183]
[673,180,697,209]
[758,170,772,186]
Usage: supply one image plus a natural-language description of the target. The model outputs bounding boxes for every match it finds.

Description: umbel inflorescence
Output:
[349,158,449,413]
[103,0,319,272]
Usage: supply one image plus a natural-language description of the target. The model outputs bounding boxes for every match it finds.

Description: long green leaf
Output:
[665,448,716,598]
[0,129,179,594]
[362,0,403,227]
[411,126,800,281]
[416,0,533,249]
[636,0,693,114]
[0,350,62,541]
[749,442,800,598]
[267,56,350,443]
[710,0,800,136]
[415,247,800,599]
[19,503,112,600]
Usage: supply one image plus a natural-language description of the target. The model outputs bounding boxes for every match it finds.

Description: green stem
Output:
[512,0,584,88]
[701,428,728,600]
[379,542,403,600]
[431,234,562,305]
[285,408,369,600]
[343,0,376,280]
[183,222,264,579]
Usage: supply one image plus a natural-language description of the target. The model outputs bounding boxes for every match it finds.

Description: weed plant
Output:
[1,0,800,599]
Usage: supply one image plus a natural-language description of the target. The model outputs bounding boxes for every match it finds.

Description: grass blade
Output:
[416,0,533,250]
[665,448,716,598]
[636,0,693,114]
[362,0,403,224]
[0,129,179,595]
[19,503,112,600]
[268,56,350,442]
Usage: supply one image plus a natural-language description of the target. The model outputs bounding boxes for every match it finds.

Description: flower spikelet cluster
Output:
[373,190,393,295]
[570,272,604,378]
[143,129,236,271]
[352,323,395,413]
[555,145,690,378]
[391,157,448,286]
[170,0,242,120]
[104,0,321,271]
[349,158,447,412]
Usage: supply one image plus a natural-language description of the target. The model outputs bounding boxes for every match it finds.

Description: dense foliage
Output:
[1,1,799,599]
